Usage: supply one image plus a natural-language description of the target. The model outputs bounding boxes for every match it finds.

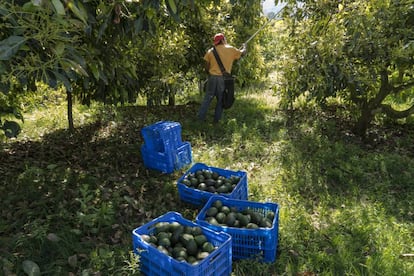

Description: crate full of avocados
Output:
[196,195,279,263]
[132,211,232,276]
[177,163,248,207]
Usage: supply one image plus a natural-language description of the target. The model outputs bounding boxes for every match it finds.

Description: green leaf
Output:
[167,0,177,14]
[134,16,144,33]
[61,59,89,77]
[68,0,87,24]
[51,0,65,15]
[89,63,100,80]
[53,71,72,91]
[22,260,40,276]
[166,0,180,21]
[53,42,65,56]
[0,36,26,61]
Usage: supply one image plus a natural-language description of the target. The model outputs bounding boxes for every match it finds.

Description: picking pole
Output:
[243,5,286,46]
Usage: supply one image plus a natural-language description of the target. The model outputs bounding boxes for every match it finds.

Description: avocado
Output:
[206,207,218,217]
[149,235,158,245]
[220,205,230,215]
[250,211,263,225]
[187,255,198,264]
[215,212,226,224]
[172,247,187,259]
[180,233,194,246]
[154,222,170,234]
[206,186,216,193]
[216,185,229,194]
[191,226,203,236]
[158,237,171,247]
[140,234,151,243]
[259,217,273,228]
[203,170,213,179]
[215,179,223,188]
[197,174,205,182]
[246,223,259,229]
[197,251,210,260]
[266,211,275,221]
[190,177,199,186]
[195,170,204,177]
[168,222,182,232]
[181,179,191,186]
[238,214,250,227]
[202,241,215,253]
[225,212,237,227]
[212,172,219,180]
[157,245,170,256]
[230,175,240,184]
[194,234,207,247]
[157,231,170,241]
[206,216,219,226]
[198,183,207,191]
[186,239,198,256]
[205,179,216,187]
[212,200,223,209]
[171,227,184,245]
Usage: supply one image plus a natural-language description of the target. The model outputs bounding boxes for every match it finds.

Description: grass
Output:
[1,86,414,275]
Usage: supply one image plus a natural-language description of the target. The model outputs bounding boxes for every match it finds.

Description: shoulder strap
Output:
[212,47,227,75]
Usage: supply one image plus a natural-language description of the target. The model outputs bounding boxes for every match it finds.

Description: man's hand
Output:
[240,43,247,56]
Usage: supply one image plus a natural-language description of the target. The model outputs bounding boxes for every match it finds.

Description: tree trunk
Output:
[67,90,74,132]
[353,107,373,138]
[354,71,391,138]
[168,84,175,106]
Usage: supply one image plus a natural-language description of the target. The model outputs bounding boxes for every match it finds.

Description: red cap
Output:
[214,33,225,45]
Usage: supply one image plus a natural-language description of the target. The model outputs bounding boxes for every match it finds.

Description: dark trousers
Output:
[198,75,225,122]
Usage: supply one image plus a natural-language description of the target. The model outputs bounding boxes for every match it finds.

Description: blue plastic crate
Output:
[141,143,174,173]
[173,142,192,170]
[141,121,182,153]
[141,142,192,174]
[132,211,232,276]
[196,195,279,263]
[177,163,248,207]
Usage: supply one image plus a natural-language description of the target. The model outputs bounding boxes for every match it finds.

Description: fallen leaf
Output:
[22,260,40,276]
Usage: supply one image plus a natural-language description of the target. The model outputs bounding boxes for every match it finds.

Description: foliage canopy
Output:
[277,0,414,136]
[0,0,267,137]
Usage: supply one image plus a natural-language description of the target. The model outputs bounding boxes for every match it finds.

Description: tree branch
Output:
[369,69,391,109]
[380,103,414,119]
[392,80,414,94]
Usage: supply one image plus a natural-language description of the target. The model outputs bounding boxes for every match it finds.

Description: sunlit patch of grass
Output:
[12,84,104,141]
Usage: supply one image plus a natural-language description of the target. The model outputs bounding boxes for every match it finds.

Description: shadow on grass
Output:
[278,108,414,222]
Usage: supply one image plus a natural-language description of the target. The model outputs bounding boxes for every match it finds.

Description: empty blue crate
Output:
[141,142,192,174]
[196,195,279,263]
[132,211,232,276]
[177,163,248,207]
[141,121,182,153]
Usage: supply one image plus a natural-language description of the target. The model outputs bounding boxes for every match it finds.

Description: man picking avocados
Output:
[198,33,247,124]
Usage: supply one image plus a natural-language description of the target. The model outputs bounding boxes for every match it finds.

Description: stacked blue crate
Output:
[141,121,192,173]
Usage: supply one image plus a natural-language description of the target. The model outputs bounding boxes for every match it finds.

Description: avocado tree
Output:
[0,0,269,135]
[0,0,86,135]
[277,0,414,136]
[0,0,196,132]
